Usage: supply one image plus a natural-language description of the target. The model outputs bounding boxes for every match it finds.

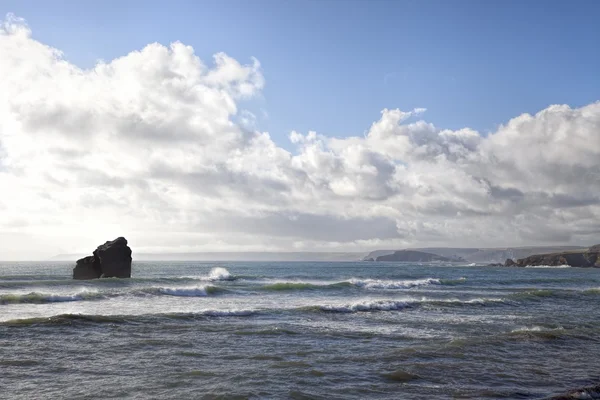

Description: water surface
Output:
[1,261,599,399]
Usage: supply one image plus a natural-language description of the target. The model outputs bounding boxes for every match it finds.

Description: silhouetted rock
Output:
[93,237,132,278]
[73,256,101,280]
[486,263,503,267]
[504,258,516,267]
[73,237,132,279]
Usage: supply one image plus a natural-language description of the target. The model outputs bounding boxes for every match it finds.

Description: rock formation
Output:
[73,256,101,280]
[504,245,600,268]
[73,237,132,279]
[504,258,516,267]
[375,250,453,262]
[546,383,600,399]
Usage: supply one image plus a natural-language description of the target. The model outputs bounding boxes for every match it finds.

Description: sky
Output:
[0,1,599,259]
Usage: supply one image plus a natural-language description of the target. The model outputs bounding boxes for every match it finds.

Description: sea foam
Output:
[318,299,413,313]
[0,290,102,304]
[348,278,441,289]
[181,267,235,281]
[141,285,223,297]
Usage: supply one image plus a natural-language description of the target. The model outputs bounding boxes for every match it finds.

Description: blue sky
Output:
[1,0,600,257]
[2,0,599,145]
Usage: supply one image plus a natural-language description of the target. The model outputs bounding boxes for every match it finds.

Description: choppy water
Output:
[1,261,600,399]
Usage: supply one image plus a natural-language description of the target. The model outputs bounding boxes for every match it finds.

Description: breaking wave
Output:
[142,285,221,297]
[180,267,235,282]
[0,284,227,304]
[207,267,234,281]
[0,290,103,304]
[314,300,414,313]
[259,277,456,292]
[348,278,441,289]
[305,296,505,313]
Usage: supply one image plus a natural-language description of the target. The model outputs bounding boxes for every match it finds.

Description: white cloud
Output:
[1,14,599,259]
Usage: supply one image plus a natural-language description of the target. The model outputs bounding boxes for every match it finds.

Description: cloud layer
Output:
[1,14,599,259]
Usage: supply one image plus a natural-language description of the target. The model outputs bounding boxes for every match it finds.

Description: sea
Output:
[1,261,600,399]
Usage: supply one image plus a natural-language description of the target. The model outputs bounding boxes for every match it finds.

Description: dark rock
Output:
[73,256,101,280]
[375,250,453,262]
[73,237,132,280]
[93,237,132,278]
[514,245,600,268]
[504,258,517,267]
[546,383,600,399]
[590,244,600,253]
[486,263,503,267]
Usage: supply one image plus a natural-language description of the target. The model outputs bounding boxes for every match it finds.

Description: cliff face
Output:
[362,246,586,263]
[375,250,453,262]
[504,245,600,268]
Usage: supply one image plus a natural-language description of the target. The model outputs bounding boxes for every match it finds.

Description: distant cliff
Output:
[362,246,586,263]
[504,245,600,268]
[372,250,453,262]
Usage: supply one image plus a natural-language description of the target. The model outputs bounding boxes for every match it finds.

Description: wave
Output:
[140,285,224,297]
[207,267,234,281]
[430,297,506,306]
[0,268,235,290]
[313,300,414,313]
[511,325,563,333]
[508,326,568,340]
[348,277,441,289]
[305,296,505,313]
[583,287,600,295]
[260,282,328,291]
[509,289,558,301]
[1,310,257,326]
[259,277,452,292]
[509,288,600,301]
[0,284,227,305]
[0,290,103,304]
[524,265,571,268]
[0,274,66,281]
[440,277,467,285]
[180,267,235,282]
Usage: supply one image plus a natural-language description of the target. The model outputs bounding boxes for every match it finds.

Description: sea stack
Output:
[73,237,133,280]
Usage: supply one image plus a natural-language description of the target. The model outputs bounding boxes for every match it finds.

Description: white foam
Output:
[0,289,101,304]
[156,287,208,297]
[511,325,564,333]
[182,267,234,281]
[320,300,413,313]
[415,296,505,306]
[348,278,441,289]
[200,309,255,317]
[317,296,506,313]
[525,265,571,268]
[208,267,233,281]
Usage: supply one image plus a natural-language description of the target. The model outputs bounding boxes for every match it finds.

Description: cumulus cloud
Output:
[1,14,599,259]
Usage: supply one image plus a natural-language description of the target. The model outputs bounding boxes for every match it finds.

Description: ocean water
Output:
[1,261,600,399]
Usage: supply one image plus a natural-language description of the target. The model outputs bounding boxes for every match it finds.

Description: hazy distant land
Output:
[49,245,589,263]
